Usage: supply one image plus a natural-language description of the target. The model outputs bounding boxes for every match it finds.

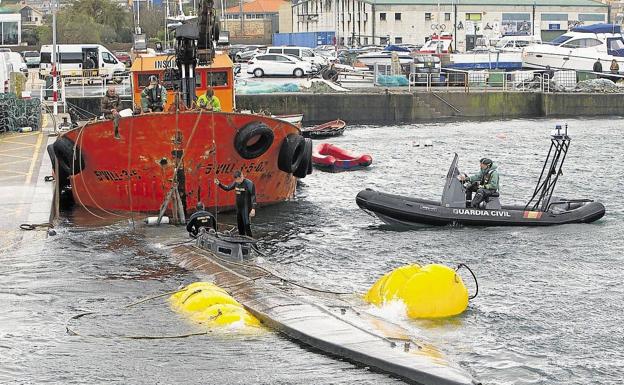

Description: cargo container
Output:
[272,32,335,48]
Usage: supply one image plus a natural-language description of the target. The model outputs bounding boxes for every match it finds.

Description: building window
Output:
[541,13,568,21]
[395,37,402,44]
[364,37,368,44]
[501,13,532,35]
[445,13,451,21]
[380,12,386,21]
[0,21,19,45]
[578,14,606,22]
[425,13,432,21]
[380,36,389,45]
[466,13,482,21]
[395,13,401,21]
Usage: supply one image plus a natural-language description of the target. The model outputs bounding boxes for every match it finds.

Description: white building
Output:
[289,0,609,51]
[0,8,21,46]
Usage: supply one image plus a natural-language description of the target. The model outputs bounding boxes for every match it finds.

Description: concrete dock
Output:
[0,114,58,248]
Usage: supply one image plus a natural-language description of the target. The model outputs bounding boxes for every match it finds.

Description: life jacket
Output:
[147,85,163,104]
[480,168,496,189]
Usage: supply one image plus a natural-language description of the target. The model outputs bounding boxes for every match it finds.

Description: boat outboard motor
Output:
[441,153,468,208]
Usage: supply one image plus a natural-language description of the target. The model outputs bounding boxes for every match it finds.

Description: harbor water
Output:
[2,118,623,385]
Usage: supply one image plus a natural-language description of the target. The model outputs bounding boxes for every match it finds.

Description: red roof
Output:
[225,0,287,14]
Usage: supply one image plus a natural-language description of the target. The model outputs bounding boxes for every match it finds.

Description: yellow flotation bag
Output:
[170,282,260,327]
[365,264,469,319]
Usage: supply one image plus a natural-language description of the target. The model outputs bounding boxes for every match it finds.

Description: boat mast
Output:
[524,124,571,212]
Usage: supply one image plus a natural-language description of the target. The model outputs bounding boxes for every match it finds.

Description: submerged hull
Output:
[356,189,605,227]
[172,243,478,385]
[54,111,310,214]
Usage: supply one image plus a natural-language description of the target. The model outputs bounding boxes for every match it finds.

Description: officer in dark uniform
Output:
[214,170,256,237]
[186,202,217,237]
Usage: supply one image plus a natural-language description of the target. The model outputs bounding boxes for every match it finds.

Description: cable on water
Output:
[456,263,479,300]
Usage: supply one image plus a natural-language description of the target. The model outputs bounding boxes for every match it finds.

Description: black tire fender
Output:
[234,121,274,159]
[278,134,305,174]
[52,136,85,176]
[294,138,312,178]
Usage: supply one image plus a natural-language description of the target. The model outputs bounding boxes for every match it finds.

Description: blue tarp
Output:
[571,23,621,34]
[384,45,411,52]
[235,81,300,95]
[377,75,409,87]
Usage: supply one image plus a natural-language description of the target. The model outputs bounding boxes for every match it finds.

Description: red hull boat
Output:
[51,111,312,214]
[312,143,372,172]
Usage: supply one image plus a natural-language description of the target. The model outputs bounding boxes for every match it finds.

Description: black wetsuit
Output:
[186,210,217,237]
[218,178,256,237]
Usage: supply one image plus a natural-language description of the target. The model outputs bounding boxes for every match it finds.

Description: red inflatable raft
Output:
[312,143,372,172]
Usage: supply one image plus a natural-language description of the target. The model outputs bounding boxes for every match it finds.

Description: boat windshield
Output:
[548,34,573,46]
[607,38,624,57]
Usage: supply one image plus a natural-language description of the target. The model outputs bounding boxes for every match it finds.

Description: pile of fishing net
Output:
[0,93,42,133]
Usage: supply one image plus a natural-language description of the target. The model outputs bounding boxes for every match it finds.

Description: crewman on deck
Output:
[196,87,221,111]
[459,158,499,208]
[141,75,167,113]
[100,85,120,120]
[186,202,217,237]
[214,170,256,237]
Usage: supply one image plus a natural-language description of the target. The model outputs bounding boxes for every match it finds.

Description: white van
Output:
[3,52,28,78]
[265,46,328,67]
[0,54,10,93]
[39,44,127,80]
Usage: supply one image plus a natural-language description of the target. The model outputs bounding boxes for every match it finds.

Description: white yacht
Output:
[522,23,624,72]
[356,46,414,69]
[446,35,541,71]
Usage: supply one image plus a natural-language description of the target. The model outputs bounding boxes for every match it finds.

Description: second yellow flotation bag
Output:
[365,264,469,319]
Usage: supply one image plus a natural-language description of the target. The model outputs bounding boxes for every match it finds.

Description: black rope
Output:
[456,263,479,300]
[20,223,53,231]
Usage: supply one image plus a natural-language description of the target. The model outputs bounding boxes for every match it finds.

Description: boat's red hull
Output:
[312,143,372,172]
[58,111,307,214]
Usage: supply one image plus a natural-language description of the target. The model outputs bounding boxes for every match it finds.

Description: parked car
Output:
[266,46,328,67]
[247,53,313,77]
[22,50,40,68]
[2,52,28,78]
[235,45,266,62]
[0,48,11,53]
[114,51,132,67]
[227,44,247,62]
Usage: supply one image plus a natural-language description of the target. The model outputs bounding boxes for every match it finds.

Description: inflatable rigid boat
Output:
[357,126,605,227]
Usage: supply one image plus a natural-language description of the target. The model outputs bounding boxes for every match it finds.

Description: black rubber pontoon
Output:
[356,125,605,227]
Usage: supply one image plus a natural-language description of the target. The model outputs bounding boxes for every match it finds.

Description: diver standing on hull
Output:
[215,171,257,237]
[460,158,499,208]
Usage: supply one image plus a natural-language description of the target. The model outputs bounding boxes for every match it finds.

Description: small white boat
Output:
[356,50,413,69]
[273,113,303,127]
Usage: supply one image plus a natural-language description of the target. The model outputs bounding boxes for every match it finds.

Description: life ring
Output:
[278,134,305,173]
[52,136,85,176]
[234,121,274,159]
[294,138,313,178]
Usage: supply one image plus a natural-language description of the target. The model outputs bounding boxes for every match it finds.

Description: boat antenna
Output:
[524,124,571,212]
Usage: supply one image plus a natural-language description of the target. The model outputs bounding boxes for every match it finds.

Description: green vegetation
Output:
[37,0,133,44]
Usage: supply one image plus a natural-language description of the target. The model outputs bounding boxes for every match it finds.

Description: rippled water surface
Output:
[2,118,623,385]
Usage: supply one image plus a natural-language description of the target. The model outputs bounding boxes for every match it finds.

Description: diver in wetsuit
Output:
[214,170,256,237]
[459,158,499,208]
[186,202,217,237]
